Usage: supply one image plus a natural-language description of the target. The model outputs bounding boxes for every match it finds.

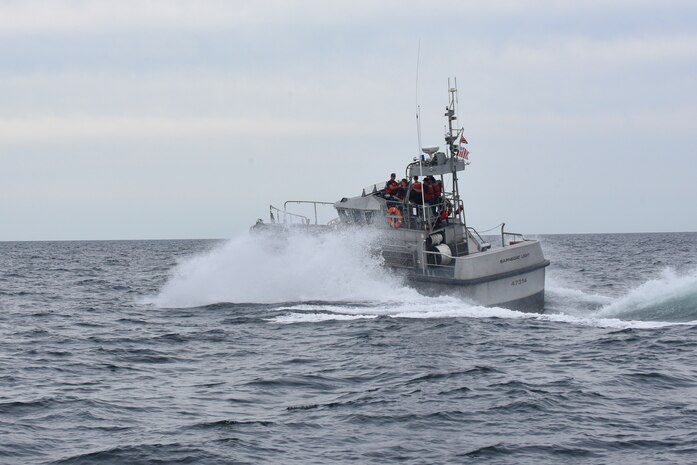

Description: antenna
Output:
[417,106,423,158]
[415,40,427,232]
[415,39,421,110]
[415,38,423,159]
[453,77,460,129]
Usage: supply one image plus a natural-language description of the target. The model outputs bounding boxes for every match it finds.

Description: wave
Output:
[267,301,689,330]
[594,268,697,322]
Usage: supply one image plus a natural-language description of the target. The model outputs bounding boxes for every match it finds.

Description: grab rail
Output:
[268,200,337,226]
[384,198,448,231]
[466,226,486,244]
[283,200,334,224]
[501,222,526,247]
[270,205,309,225]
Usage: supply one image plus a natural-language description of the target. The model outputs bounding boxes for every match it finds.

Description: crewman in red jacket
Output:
[432,179,442,200]
[385,173,398,197]
[396,178,409,200]
[423,177,434,203]
[409,176,422,204]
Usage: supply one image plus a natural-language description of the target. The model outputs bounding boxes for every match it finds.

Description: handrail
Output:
[420,237,455,270]
[361,182,386,196]
[384,197,448,231]
[283,200,335,225]
[501,222,526,246]
[467,226,487,244]
[269,204,310,225]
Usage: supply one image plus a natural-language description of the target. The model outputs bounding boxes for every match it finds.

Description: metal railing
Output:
[383,197,450,231]
[466,226,485,243]
[362,182,387,196]
[269,205,310,225]
[500,223,526,247]
[419,238,457,277]
[269,200,334,225]
[380,243,416,269]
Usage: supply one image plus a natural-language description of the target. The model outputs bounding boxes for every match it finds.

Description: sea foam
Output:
[152,228,420,308]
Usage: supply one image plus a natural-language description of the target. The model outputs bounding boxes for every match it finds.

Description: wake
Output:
[150,230,697,329]
[594,268,697,322]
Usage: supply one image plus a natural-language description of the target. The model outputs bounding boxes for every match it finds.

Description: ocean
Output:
[2,231,697,464]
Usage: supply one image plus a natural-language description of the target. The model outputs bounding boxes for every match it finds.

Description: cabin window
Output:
[351,210,363,224]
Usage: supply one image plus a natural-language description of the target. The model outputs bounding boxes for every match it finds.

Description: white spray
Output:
[152,228,422,308]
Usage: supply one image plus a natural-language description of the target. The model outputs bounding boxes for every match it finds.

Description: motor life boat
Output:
[252,82,550,313]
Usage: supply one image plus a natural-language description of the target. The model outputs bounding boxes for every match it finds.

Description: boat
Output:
[252,82,550,312]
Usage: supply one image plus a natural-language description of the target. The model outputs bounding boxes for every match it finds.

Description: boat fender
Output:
[434,244,452,266]
[426,245,439,265]
[426,244,452,266]
[386,207,403,228]
[426,232,444,246]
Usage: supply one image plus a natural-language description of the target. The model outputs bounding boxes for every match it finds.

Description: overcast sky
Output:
[1,0,696,240]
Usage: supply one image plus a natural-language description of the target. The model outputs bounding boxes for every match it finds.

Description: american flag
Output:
[457,134,469,160]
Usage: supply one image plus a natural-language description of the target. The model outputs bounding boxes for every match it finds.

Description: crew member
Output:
[385,173,398,197]
[432,179,442,200]
[423,177,434,203]
[396,178,409,200]
[409,176,422,204]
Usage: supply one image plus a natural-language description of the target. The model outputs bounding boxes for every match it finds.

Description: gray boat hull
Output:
[407,263,548,313]
[397,241,550,313]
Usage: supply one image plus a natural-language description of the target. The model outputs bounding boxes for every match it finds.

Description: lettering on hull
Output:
[500,252,530,264]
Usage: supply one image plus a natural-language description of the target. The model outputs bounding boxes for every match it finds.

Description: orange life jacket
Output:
[432,183,442,198]
[423,183,434,202]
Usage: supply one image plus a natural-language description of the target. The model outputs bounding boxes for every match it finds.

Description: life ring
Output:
[386,207,403,228]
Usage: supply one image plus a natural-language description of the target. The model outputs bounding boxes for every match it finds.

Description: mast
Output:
[445,79,467,232]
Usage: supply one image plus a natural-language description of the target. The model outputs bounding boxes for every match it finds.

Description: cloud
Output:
[2,0,694,35]
[0,0,425,34]
[472,109,697,136]
[0,115,382,144]
[494,34,697,68]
